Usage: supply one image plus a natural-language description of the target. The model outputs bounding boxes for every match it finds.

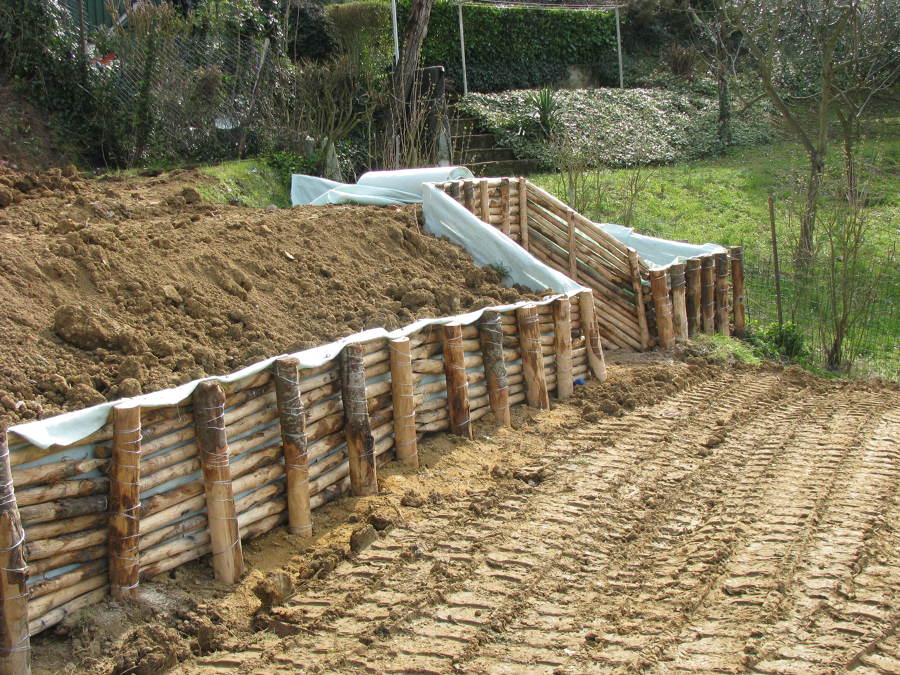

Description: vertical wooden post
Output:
[463,179,475,214]
[578,290,607,381]
[700,254,716,335]
[341,344,377,496]
[552,298,573,399]
[670,263,688,341]
[193,382,243,583]
[448,179,461,202]
[500,177,511,235]
[627,249,651,350]
[566,209,578,280]
[274,358,311,536]
[109,405,141,600]
[479,179,490,221]
[685,257,702,336]
[715,252,730,336]
[516,305,550,409]
[389,337,418,466]
[518,177,529,251]
[769,196,784,327]
[478,311,511,426]
[0,428,30,675]
[729,246,746,337]
[442,325,474,439]
[650,269,675,349]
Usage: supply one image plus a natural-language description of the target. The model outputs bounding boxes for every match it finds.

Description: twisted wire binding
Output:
[0,634,31,654]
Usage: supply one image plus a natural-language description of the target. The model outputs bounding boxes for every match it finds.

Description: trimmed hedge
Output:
[397,0,618,92]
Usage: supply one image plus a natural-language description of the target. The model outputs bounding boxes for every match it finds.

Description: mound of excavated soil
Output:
[0,165,538,426]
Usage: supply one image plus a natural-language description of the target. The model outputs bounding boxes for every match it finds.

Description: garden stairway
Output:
[450,115,540,177]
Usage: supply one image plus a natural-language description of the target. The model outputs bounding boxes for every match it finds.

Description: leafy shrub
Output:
[458,87,774,169]
[283,0,336,61]
[747,321,811,362]
[265,150,319,185]
[526,88,561,137]
[399,0,617,92]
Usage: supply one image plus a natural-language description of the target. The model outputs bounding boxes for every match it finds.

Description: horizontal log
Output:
[25,527,107,562]
[19,494,107,526]
[24,512,106,541]
[28,573,107,620]
[12,457,108,489]
[28,587,108,636]
[28,559,107,601]
[28,542,105,577]
[15,476,108,507]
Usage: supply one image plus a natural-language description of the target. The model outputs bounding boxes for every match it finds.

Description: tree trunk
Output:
[716,37,731,146]
[385,0,435,167]
[797,151,823,267]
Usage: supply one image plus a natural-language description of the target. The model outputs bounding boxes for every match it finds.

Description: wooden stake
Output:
[516,306,550,409]
[500,178,511,235]
[192,381,243,584]
[442,325,474,438]
[518,177,529,250]
[478,311,511,426]
[109,405,140,600]
[627,249,650,350]
[340,344,377,496]
[389,338,418,466]
[578,290,607,381]
[448,179,461,201]
[566,208,578,280]
[479,179,490,221]
[0,428,30,675]
[650,269,675,349]
[685,257,702,336]
[715,252,730,336]
[700,254,716,335]
[463,179,475,214]
[769,196,783,327]
[552,298,573,399]
[669,263,688,341]
[274,358,311,537]
[729,246,746,337]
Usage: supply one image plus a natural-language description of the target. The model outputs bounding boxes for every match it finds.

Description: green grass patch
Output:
[197,159,292,208]
[691,334,762,366]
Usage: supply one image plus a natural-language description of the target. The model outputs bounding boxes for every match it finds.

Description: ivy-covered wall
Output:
[399,0,618,92]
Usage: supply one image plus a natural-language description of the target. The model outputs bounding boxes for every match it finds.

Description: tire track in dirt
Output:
[469,380,855,672]
[227,369,783,673]
[180,370,899,675]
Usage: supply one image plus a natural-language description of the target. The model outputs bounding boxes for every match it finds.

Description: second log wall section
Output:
[435,178,747,350]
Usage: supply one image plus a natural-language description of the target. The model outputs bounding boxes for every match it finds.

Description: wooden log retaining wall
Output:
[434,177,746,350]
[1,293,599,648]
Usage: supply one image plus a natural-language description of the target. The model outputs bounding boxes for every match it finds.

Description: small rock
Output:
[265,204,278,212]
[161,284,183,303]
[283,250,295,261]
[349,524,378,553]
[0,187,13,208]
[252,570,294,612]
[400,490,426,508]
[367,511,393,531]
[117,378,142,397]
[62,164,78,178]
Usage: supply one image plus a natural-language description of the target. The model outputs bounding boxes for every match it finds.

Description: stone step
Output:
[452,133,497,151]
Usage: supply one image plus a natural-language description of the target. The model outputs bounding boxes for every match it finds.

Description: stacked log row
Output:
[4,293,595,642]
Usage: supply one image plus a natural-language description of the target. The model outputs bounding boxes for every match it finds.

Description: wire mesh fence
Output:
[745,253,898,379]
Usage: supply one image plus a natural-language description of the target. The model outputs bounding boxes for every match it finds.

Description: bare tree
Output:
[720,0,898,266]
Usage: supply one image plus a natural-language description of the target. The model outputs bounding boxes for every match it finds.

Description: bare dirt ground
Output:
[31,356,900,674]
[0,165,535,426]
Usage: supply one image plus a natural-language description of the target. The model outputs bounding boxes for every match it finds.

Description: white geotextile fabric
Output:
[291,166,474,206]
[599,223,726,269]
[12,167,583,451]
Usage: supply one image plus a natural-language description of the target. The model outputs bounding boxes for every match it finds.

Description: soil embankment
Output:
[0,166,536,426]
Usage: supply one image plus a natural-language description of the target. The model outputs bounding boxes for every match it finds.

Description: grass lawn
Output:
[528,123,899,378]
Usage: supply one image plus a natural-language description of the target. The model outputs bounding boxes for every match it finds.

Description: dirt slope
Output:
[0,165,535,427]
[30,357,900,674]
